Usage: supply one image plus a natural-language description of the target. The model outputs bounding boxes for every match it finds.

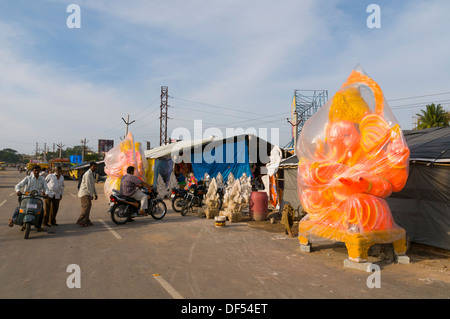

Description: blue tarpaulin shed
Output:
[144,134,278,183]
[190,138,251,181]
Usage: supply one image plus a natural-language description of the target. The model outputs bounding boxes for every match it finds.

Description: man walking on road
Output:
[44,165,64,226]
[76,162,98,227]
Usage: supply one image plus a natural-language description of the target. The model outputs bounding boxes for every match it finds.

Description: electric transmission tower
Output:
[285,89,328,150]
[160,86,168,146]
[80,138,88,163]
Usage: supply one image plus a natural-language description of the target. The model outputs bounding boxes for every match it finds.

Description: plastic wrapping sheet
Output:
[103,132,148,200]
[296,65,410,242]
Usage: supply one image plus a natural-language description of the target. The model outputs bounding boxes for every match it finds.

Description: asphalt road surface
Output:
[0,168,449,302]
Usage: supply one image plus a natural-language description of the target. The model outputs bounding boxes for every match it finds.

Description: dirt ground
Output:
[243,213,450,277]
[196,204,449,283]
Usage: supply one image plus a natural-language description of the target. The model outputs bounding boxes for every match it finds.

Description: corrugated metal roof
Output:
[144,138,214,159]
[144,134,280,160]
[279,154,298,167]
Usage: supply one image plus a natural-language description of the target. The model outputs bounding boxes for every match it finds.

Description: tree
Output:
[0,148,20,163]
[415,103,449,130]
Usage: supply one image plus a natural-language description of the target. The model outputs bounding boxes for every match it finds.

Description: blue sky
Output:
[1,0,450,155]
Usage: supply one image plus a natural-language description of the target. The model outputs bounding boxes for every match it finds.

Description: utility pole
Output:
[80,138,88,163]
[57,142,65,158]
[35,143,39,160]
[287,111,302,152]
[122,115,135,138]
[160,86,168,146]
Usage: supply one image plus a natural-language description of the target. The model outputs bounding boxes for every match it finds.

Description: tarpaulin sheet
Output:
[403,126,450,161]
[283,168,302,211]
[191,139,252,181]
[70,155,82,164]
[145,158,155,185]
[152,158,174,186]
[388,164,450,250]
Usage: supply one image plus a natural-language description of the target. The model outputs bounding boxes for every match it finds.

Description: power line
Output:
[387,92,450,102]
[131,96,160,118]
[169,96,276,118]
[390,99,450,110]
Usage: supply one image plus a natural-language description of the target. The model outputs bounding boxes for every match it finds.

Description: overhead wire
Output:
[390,99,450,110]
[387,92,450,102]
[32,91,450,154]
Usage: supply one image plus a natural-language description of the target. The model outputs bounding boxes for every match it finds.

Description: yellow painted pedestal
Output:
[298,219,408,263]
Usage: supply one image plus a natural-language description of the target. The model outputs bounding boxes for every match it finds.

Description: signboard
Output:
[98,139,114,153]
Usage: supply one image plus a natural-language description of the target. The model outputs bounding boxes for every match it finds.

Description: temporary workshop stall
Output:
[144,134,280,186]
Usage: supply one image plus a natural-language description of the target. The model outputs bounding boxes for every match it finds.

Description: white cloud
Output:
[0,21,132,153]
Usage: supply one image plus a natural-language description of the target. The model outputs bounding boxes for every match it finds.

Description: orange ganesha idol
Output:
[103,132,148,200]
[296,65,410,256]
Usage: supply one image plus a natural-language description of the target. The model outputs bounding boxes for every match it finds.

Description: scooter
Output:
[109,187,167,225]
[14,190,44,239]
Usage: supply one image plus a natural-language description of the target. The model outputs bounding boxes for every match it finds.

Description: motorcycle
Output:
[170,187,187,213]
[109,187,167,225]
[174,181,225,214]
[173,182,207,215]
[181,183,223,216]
[14,190,44,239]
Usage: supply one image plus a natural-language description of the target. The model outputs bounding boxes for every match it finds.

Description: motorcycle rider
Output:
[8,165,48,232]
[120,166,153,216]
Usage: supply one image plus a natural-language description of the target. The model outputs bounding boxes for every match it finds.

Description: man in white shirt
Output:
[8,165,49,232]
[43,165,65,226]
[76,162,98,227]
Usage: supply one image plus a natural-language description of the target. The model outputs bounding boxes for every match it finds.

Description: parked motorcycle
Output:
[180,185,201,216]
[170,187,187,213]
[174,181,225,214]
[181,183,223,216]
[14,190,44,239]
[109,187,167,225]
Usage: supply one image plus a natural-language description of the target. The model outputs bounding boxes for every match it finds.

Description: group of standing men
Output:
[7,162,99,231]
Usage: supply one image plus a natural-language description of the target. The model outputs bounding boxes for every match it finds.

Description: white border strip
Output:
[153,274,184,299]
[99,219,122,240]
[0,200,6,207]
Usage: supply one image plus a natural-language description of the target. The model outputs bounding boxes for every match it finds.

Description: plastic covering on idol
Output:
[103,132,148,200]
[296,65,410,242]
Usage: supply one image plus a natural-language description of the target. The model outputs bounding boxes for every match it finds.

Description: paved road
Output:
[0,168,449,303]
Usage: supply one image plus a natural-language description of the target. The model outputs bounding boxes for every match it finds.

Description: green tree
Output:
[0,148,20,163]
[415,103,449,129]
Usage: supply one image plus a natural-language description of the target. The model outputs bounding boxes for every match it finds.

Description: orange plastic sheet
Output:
[296,65,410,243]
[103,132,148,200]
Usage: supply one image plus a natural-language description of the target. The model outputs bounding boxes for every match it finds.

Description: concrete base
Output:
[396,255,410,264]
[343,259,374,272]
[299,243,311,252]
